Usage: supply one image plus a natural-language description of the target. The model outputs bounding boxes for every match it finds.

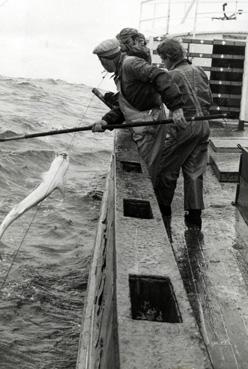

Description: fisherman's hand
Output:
[104,92,119,107]
[92,120,108,132]
[172,108,187,129]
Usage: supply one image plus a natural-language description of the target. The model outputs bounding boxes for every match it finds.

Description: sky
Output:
[0,0,247,90]
[140,0,248,36]
[0,0,141,90]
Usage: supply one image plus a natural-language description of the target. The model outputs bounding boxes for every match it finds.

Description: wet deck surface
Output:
[209,151,240,182]
[168,126,248,369]
[210,137,248,153]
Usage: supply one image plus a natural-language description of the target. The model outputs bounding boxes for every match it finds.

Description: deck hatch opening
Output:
[123,199,153,219]
[121,161,142,173]
[129,275,182,323]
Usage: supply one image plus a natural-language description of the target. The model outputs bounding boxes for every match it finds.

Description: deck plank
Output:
[209,152,240,182]
[209,138,248,153]
[170,165,248,369]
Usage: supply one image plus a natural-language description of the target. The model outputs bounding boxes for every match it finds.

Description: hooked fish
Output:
[0,153,69,240]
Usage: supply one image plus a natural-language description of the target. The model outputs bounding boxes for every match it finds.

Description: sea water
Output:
[0,75,113,369]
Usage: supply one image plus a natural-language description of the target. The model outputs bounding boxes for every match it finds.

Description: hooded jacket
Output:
[102,53,184,125]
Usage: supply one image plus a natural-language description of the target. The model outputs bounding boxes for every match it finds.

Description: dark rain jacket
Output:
[102,54,184,125]
[167,59,213,117]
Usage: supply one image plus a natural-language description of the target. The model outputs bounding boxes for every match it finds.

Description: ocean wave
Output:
[0,129,18,138]
[0,259,89,369]
[15,80,42,89]
[0,75,111,369]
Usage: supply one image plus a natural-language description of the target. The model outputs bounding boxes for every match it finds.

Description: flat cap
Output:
[93,38,120,57]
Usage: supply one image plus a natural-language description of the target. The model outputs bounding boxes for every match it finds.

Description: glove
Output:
[172,108,187,129]
[104,92,119,107]
[91,120,108,132]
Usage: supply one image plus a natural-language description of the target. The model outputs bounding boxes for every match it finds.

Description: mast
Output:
[166,0,171,34]
[192,0,200,37]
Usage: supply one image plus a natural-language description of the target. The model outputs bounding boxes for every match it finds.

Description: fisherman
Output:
[116,27,152,63]
[155,38,213,231]
[91,30,186,187]
[101,28,152,108]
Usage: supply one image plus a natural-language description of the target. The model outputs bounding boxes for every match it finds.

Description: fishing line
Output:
[0,158,66,290]
[0,71,111,287]
[65,72,112,154]
[0,205,40,291]
[0,0,10,8]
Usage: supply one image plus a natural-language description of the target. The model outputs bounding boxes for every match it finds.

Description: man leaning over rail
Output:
[155,38,213,232]
[91,30,186,191]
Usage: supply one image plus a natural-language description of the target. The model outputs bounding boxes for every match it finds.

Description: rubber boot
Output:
[159,205,172,243]
[184,209,202,230]
[162,215,172,243]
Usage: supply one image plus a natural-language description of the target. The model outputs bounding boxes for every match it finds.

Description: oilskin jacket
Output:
[167,59,213,117]
[102,54,183,125]
[154,59,213,211]
[102,54,184,182]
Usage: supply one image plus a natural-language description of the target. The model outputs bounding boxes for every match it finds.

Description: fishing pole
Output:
[0,114,229,142]
[92,88,113,108]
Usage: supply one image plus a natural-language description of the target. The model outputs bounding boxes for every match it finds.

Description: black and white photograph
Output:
[0,1,248,368]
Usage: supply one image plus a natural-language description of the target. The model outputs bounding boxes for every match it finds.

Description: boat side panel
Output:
[76,159,119,369]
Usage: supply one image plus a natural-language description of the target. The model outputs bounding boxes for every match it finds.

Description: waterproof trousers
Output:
[154,120,210,211]
[134,123,168,184]
[118,90,168,185]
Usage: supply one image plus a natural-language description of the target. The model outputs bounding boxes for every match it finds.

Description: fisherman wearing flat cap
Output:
[93,38,121,60]
[92,31,186,209]
[92,38,125,125]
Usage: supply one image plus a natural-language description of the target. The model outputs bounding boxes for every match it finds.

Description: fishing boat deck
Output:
[170,123,248,368]
[77,121,248,369]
